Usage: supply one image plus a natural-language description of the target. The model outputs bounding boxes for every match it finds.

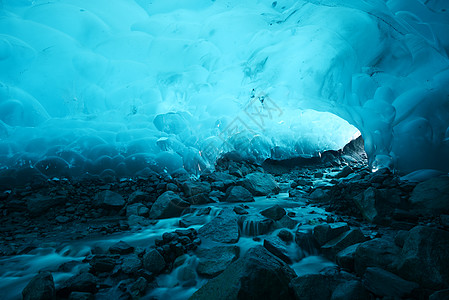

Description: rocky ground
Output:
[1,139,449,300]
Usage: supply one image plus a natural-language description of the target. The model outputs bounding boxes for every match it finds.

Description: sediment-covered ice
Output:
[0,0,448,182]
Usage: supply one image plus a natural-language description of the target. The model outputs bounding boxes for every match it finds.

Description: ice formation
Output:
[0,0,448,183]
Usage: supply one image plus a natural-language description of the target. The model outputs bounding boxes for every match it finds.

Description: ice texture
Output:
[0,0,448,181]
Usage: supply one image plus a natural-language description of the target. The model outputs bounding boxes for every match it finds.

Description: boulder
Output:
[89,255,116,273]
[362,267,418,298]
[239,215,274,236]
[182,181,211,197]
[263,236,292,264]
[225,186,254,203]
[109,241,134,255]
[57,273,98,298]
[94,191,125,210]
[22,271,56,300]
[126,203,149,217]
[190,246,296,300]
[240,172,280,196]
[149,191,189,219]
[354,238,400,275]
[121,254,142,274]
[260,205,286,221]
[353,187,378,223]
[196,246,239,277]
[198,209,239,243]
[143,249,166,274]
[321,229,366,258]
[313,222,349,246]
[331,279,370,300]
[396,226,449,289]
[410,176,449,213]
[335,243,360,272]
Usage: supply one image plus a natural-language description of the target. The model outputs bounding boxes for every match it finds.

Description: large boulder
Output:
[321,229,366,259]
[190,246,296,300]
[362,267,418,298]
[182,181,211,197]
[410,176,449,213]
[198,209,239,243]
[143,249,166,274]
[354,238,400,275]
[57,273,98,298]
[196,246,240,278]
[22,272,56,300]
[396,226,449,289]
[93,191,125,210]
[312,222,350,246]
[260,205,286,221]
[149,191,189,219]
[352,187,379,223]
[240,172,280,196]
[225,186,254,203]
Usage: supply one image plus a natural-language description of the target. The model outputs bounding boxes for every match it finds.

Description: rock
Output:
[143,249,166,274]
[127,191,150,204]
[312,222,350,246]
[198,209,239,243]
[149,191,190,219]
[335,166,353,178]
[57,273,98,297]
[182,181,211,197]
[278,229,293,242]
[362,267,418,298]
[263,236,292,264]
[354,238,400,275]
[321,229,366,258]
[275,215,300,229]
[331,280,370,300]
[179,215,209,227]
[126,203,149,217]
[68,292,94,300]
[22,271,56,300]
[56,216,70,223]
[109,241,134,255]
[196,246,240,278]
[335,243,360,272]
[260,205,286,221]
[430,289,449,300]
[27,194,65,216]
[89,255,116,273]
[233,205,249,215]
[225,186,254,203]
[290,268,357,300]
[94,191,125,210]
[240,172,280,196]
[121,254,142,274]
[396,225,449,289]
[190,246,296,300]
[353,187,378,223]
[410,176,449,213]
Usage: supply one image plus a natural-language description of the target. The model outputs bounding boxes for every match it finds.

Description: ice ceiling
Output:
[0,0,449,182]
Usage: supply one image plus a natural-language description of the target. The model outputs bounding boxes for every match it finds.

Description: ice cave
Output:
[1,1,449,299]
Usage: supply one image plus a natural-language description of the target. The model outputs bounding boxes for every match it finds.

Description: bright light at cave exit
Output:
[0,0,448,177]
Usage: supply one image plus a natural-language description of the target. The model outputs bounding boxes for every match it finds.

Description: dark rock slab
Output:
[263,236,292,264]
[225,186,254,203]
[354,238,400,275]
[94,191,125,210]
[190,246,296,300]
[196,246,239,278]
[321,229,366,258]
[240,172,280,196]
[143,249,166,274]
[332,279,370,300]
[198,209,239,243]
[396,225,449,289]
[182,181,211,197]
[260,205,286,221]
[363,267,418,298]
[27,194,65,216]
[109,241,134,255]
[57,273,98,298]
[410,176,449,213]
[335,243,360,272]
[239,214,274,236]
[121,254,142,274]
[312,222,349,246]
[22,271,56,300]
[89,255,116,273]
[149,191,189,219]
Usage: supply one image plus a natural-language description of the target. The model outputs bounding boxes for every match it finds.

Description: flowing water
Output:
[0,193,336,299]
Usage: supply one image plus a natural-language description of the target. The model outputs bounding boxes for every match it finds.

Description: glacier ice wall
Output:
[0,0,448,182]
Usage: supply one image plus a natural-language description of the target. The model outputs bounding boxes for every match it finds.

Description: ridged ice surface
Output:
[0,0,448,179]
